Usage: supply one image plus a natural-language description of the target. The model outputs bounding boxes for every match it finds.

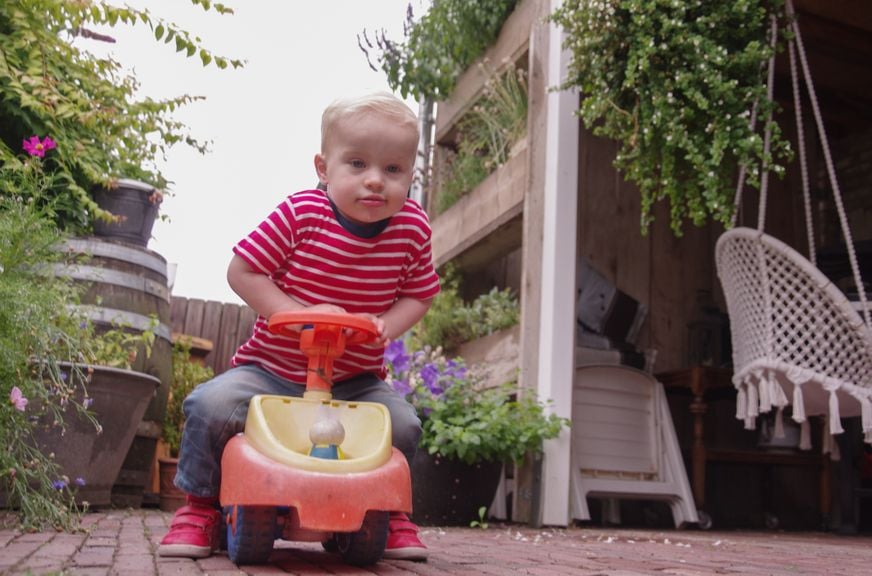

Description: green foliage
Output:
[163,340,213,457]
[411,265,520,351]
[469,505,489,529]
[437,64,528,213]
[549,0,792,236]
[0,192,92,530]
[0,150,156,530]
[385,343,568,465]
[0,0,243,234]
[359,0,520,100]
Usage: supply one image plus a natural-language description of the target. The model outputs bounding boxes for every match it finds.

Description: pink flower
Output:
[9,386,28,412]
[22,136,57,158]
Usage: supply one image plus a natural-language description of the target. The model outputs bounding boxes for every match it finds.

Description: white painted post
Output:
[536,0,579,527]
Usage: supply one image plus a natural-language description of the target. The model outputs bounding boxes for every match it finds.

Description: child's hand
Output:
[355,313,388,348]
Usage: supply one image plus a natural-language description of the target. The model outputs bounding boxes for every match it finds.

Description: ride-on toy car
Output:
[219,311,412,565]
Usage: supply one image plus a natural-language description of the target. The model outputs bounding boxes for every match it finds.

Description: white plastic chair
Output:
[570,365,698,527]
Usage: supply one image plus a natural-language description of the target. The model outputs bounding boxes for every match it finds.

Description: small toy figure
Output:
[308,412,346,460]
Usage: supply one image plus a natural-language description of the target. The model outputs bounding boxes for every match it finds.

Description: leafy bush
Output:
[549,0,791,235]
[0,1,242,233]
[0,138,154,530]
[163,341,214,458]
[411,265,520,351]
[359,0,520,100]
[385,341,568,464]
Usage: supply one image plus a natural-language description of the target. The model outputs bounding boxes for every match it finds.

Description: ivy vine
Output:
[359,0,519,100]
[0,0,244,234]
[550,0,792,235]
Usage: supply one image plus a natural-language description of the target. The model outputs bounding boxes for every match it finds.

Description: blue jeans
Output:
[174,364,422,498]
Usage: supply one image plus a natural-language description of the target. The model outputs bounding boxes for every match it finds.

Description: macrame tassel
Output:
[822,417,841,461]
[744,383,759,430]
[759,370,772,413]
[792,384,806,422]
[748,384,760,419]
[774,407,786,439]
[772,378,789,408]
[736,385,748,420]
[861,398,872,437]
[799,420,812,450]
[828,390,844,435]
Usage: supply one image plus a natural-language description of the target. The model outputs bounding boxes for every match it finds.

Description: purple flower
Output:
[52,479,68,490]
[22,136,56,158]
[392,377,412,396]
[74,477,86,487]
[83,397,93,409]
[421,363,444,396]
[384,340,411,374]
[9,387,28,412]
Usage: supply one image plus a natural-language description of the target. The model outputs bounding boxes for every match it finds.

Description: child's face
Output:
[314,112,418,225]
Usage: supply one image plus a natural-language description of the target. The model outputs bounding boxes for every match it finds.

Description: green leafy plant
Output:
[469,505,489,529]
[0,1,243,234]
[411,265,520,351]
[385,342,568,465]
[549,0,792,235]
[0,138,155,530]
[359,0,520,100]
[436,64,528,213]
[162,340,214,458]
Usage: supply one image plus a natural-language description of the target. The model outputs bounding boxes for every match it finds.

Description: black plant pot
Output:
[410,450,503,526]
[92,179,161,247]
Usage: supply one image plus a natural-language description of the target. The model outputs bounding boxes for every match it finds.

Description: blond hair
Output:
[321,92,418,151]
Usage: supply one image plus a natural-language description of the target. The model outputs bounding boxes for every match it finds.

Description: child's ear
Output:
[314,153,328,183]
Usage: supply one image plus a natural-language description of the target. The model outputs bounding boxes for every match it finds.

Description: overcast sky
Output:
[90,1,425,304]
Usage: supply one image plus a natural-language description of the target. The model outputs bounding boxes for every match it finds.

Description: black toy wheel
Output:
[334,510,390,566]
[225,505,277,565]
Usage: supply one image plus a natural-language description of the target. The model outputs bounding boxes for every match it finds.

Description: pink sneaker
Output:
[383,512,428,561]
[158,502,221,558]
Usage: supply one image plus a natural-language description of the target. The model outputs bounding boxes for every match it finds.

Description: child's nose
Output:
[364,170,384,191]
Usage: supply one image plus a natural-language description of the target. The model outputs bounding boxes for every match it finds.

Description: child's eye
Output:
[351,159,365,168]
[386,165,401,174]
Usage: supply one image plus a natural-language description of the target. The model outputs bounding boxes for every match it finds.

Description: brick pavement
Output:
[1,509,871,575]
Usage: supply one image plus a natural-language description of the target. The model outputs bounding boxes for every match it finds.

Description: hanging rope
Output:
[785,0,870,328]
[755,14,779,233]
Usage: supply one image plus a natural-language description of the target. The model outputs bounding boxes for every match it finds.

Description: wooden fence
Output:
[170,296,257,375]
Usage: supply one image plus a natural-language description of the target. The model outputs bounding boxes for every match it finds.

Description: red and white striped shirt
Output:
[230,189,440,382]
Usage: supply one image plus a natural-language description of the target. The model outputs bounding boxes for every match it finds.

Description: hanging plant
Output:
[550,0,792,235]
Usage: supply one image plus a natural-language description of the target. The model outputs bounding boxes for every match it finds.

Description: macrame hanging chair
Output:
[716,0,872,456]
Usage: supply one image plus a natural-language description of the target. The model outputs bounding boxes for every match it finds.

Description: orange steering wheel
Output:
[267,311,379,346]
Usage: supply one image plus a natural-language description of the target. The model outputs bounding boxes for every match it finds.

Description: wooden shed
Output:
[422,0,872,529]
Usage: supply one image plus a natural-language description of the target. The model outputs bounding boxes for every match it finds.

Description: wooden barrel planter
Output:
[55,237,173,508]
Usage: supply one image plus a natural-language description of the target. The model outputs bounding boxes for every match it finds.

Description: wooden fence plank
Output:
[183,298,206,336]
[214,304,242,374]
[200,301,225,372]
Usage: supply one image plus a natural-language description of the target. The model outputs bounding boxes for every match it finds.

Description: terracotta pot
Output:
[158,457,186,512]
[409,450,502,526]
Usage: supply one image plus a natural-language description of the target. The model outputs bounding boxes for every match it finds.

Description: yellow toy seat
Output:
[243,394,393,474]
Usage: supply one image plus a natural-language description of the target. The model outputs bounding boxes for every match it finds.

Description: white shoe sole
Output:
[382,546,429,561]
[157,543,213,558]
